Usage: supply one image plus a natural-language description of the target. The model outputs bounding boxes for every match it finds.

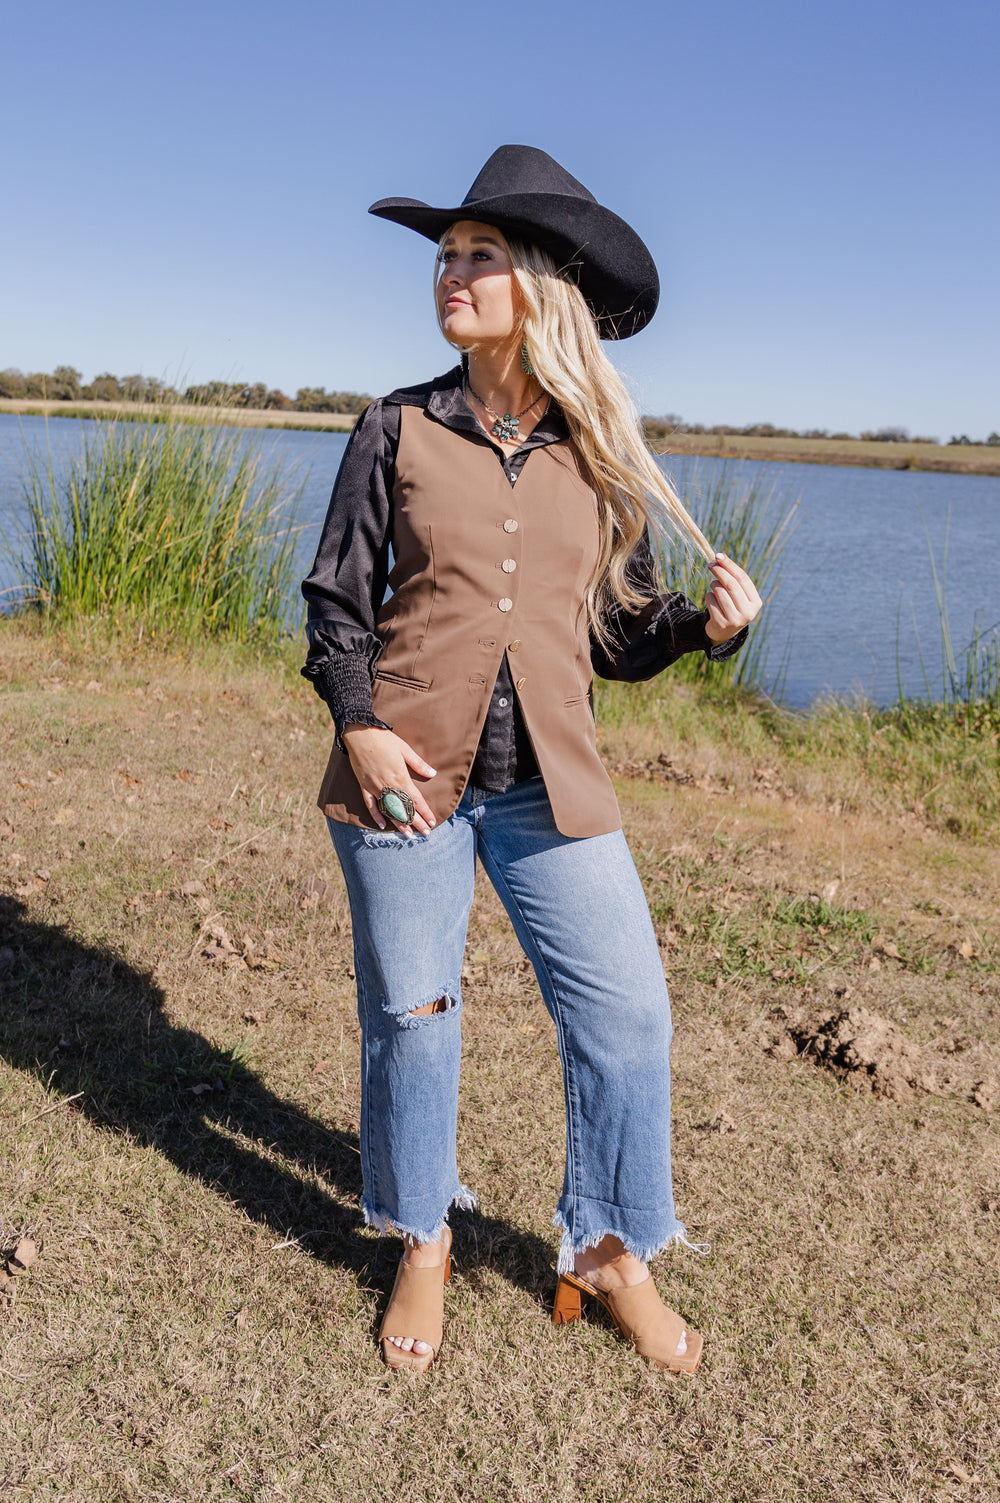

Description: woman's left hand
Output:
[704,553,763,644]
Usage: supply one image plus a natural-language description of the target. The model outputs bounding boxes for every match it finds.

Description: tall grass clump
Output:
[11,416,303,642]
[651,459,800,695]
[896,509,1000,740]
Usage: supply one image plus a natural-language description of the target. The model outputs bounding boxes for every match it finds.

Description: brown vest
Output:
[318,404,622,839]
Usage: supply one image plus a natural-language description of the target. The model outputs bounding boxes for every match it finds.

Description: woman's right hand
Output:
[341,725,437,836]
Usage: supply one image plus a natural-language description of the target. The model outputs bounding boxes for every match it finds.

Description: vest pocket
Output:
[564,690,596,723]
[374,670,432,692]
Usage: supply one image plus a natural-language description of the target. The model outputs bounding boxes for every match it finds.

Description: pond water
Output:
[664,453,1000,708]
[2,413,998,709]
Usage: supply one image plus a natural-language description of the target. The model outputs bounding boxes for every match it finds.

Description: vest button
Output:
[508,640,522,652]
[501,558,517,573]
[498,598,513,612]
[515,676,526,690]
[503,519,518,533]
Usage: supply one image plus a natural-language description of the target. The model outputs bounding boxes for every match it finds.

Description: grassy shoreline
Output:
[657,428,1000,476]
[3,398,999,474]
[0,397,357,434]
[1,619,998,1500]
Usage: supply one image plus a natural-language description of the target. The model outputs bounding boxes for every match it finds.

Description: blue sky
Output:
[3,0,997,437]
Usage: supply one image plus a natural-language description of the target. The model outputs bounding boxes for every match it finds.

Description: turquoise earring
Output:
[521,342,534,376]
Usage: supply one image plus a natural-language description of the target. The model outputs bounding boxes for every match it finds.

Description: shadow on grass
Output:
[0,897,554,1305]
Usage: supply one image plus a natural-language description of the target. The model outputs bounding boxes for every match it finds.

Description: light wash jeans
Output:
[327,776,687,1273]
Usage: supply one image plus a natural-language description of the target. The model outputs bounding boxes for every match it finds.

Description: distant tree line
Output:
[0,366,177,404]
[3,366,996,445]
[0,365,373,416]
[643,415,1000,448]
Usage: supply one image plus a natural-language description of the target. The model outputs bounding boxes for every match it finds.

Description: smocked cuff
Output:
[704,620,750,661]
[301,652,393,749]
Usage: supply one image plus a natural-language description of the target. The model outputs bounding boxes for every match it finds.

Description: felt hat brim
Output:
[369,147,659,340]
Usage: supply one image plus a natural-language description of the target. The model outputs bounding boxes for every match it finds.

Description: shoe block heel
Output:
[552,1273,585,1326]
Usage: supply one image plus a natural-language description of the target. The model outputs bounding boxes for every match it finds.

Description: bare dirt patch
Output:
[766,1002,941,1100]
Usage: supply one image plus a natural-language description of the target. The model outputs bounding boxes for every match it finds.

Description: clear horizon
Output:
[3,0,997,439]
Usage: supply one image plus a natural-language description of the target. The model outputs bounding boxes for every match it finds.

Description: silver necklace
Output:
[464,375,544,442]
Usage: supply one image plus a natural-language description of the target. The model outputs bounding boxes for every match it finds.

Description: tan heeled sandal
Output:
[379,1229,452,1374]
[553,1269,703,1374]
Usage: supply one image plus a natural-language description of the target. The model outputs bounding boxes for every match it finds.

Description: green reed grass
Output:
[895,508,1000,739]
[10,416,303,642]
[650,459,799,695]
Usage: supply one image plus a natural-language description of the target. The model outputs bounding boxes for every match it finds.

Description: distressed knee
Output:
[410,997,449,1018]
[383,988,461,1029]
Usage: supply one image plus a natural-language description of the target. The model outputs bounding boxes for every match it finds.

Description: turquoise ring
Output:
[377,786,416,825]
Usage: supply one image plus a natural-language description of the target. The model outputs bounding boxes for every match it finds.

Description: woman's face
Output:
[436,220,519,350]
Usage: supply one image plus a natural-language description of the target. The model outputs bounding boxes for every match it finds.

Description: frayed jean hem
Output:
[553,1210,710,1275]
[362,1186,477,1245]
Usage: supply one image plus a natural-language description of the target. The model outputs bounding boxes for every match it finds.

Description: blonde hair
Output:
[436,229,714,646]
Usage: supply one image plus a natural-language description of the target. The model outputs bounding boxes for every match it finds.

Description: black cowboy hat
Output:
[369,144,659,340]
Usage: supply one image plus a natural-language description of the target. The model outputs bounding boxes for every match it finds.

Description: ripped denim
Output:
[327,778,688,1268]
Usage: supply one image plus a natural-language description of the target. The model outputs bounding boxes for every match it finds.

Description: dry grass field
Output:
[656,431,1000,477]
[0,400,357,433]
[1,622,998,1502]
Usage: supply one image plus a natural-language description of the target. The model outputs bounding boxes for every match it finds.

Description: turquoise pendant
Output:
[492,414,520,442]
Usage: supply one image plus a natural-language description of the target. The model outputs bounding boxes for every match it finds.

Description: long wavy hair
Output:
[435,229,714,647]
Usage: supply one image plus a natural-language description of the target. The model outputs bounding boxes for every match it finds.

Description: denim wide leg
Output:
[328,777,687,1268]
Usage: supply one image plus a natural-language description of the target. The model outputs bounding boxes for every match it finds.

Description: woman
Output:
[302,145,761,1375]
